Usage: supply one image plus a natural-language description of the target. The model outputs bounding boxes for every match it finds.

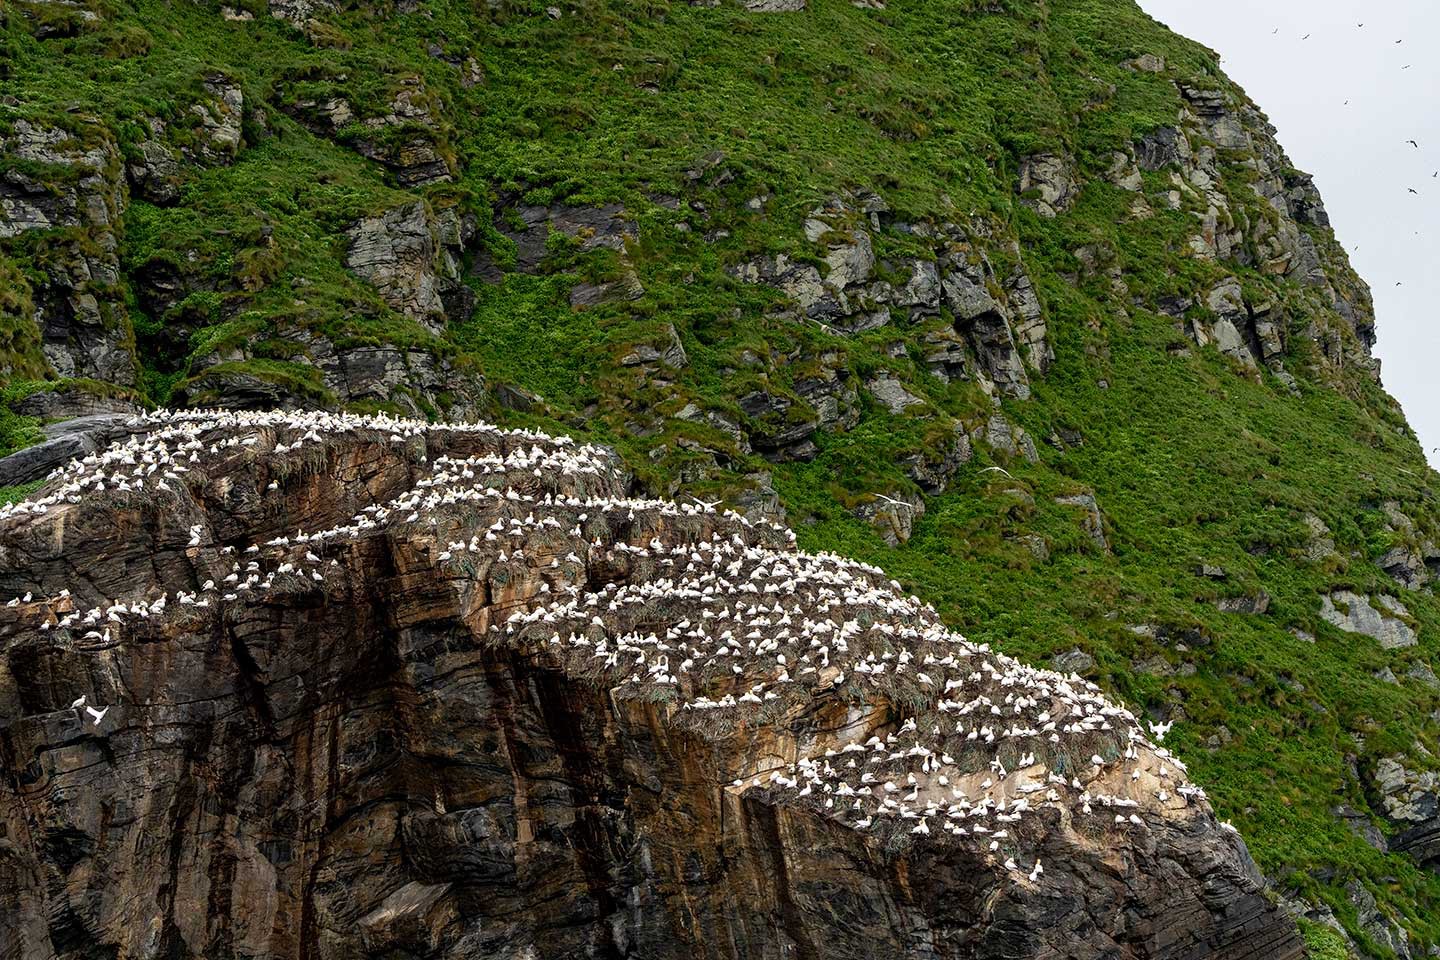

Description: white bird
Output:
[70,695,87,709]
[86,705,110,726]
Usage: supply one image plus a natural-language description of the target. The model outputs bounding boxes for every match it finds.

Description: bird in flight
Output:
[1408,140,1420,148]
[1301,33,1311,40]
[1408,188,1419,195]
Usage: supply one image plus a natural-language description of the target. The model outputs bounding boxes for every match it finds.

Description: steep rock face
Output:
[0,118,139,386]
[733,195,1051,404]
[344,200,475,335]
[0,411,1300,959]
[1129,80,1376,381]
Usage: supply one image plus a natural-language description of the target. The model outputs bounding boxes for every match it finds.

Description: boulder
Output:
[1215,592,1270,616]
[976,413,1039,465]
[1052,648,1096,674]
[854,490,924,546]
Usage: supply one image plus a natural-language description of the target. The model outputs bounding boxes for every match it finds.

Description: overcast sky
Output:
[1138,0,1440,464]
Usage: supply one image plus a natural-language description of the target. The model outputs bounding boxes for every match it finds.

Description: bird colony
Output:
[0,409,1227,887]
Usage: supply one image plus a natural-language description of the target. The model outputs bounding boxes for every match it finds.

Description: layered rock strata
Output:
[0,411,1299,959]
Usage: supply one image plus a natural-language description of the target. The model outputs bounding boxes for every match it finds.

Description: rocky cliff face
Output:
[0,411,1299,959]
[8,0,1440,952]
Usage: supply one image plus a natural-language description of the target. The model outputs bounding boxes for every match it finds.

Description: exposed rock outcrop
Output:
[125,74,245,204]
[1371,756,1440,875]
[1139,82,1378,381]
[344,200,475,334]
[0,410,1302,960]
[732,195,1050,401]
[0,117,139,386]
[286,77,454,187]
[1319,590,1418,649]
[1017,153,1080,219]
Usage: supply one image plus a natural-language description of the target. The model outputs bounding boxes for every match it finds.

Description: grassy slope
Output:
[5,0,1440,949]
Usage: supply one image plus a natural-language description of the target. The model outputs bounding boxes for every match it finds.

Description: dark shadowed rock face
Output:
[0,411,1300,960]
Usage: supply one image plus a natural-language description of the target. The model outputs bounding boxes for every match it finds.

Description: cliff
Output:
[0,410,1298,958]
[4,0,1440,954]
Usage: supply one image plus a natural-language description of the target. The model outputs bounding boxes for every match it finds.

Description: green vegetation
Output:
[4,0,1439,951]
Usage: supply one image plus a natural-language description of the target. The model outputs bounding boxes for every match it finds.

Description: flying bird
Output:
[86,705,110,726]
[1407,140,1420,148]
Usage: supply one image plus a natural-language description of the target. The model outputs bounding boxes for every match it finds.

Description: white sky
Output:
[1138,1,1440,463]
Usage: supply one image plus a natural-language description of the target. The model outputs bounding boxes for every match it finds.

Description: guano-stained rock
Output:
[0,410,1301,960]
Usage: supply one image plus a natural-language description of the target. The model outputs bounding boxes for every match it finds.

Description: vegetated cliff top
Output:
[0,0,1437,953]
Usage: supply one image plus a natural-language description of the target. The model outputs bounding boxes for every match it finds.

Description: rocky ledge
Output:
[0,411,1299,959]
